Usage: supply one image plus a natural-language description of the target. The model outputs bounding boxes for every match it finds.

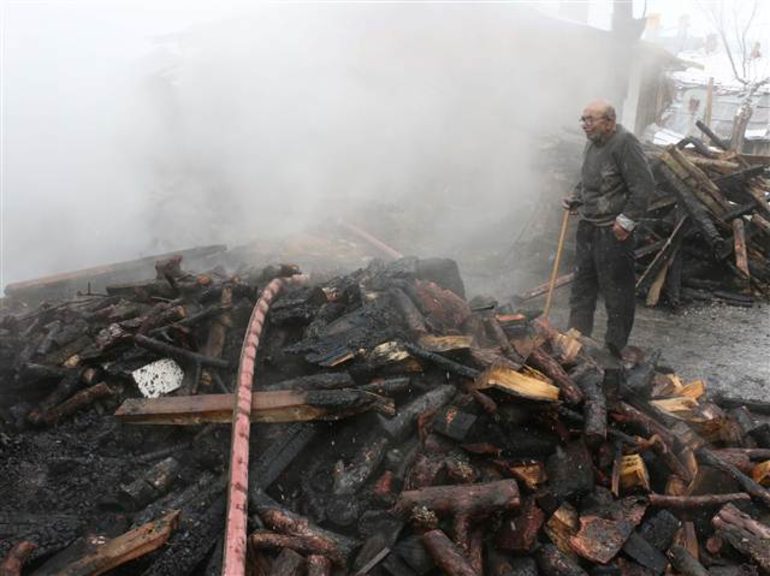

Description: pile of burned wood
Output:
[635,123,770,308]
[514,127,770,309]
[3,255,770,576]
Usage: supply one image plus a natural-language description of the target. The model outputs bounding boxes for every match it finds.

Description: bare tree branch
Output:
[700,0,747,85]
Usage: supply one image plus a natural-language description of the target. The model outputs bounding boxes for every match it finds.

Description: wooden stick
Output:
[516,273,575,302]
[544,210,571,319]
[648,493,751,508]
[134,335,230,369]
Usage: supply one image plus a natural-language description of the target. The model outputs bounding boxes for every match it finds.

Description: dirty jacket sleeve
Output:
[616,134,654,224]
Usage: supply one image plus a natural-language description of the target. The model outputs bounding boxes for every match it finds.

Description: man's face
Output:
[580,105,615,142]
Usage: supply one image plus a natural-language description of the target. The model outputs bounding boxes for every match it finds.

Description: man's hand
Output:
[612,221,631,242]
[562,198,580,214]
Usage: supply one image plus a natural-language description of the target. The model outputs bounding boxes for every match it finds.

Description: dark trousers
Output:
[568,220,636,353]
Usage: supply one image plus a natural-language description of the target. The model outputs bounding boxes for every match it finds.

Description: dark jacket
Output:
[572,124,654,227]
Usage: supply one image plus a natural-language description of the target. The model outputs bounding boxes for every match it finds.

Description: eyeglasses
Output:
[580,115,608,125]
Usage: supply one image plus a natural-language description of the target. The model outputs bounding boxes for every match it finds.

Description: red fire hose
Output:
[222,274,308,576]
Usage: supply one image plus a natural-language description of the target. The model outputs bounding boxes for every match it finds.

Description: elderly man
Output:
[563,99,654,357]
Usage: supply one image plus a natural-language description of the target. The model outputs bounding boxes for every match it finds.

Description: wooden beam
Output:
[56,511,179,576]
[115,389,391,425]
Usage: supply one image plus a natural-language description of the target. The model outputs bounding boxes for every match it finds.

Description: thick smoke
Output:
[2,3,622,290]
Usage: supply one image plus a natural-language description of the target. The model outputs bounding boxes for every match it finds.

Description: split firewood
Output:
[531,318,583,365]
[544,502,579,556]
[752,461,770,486]
[421,529,478,576]
[528,345,583,404]
[617,454,651,493]
[474,365,560,402]
[54,511,179,576]
[492,459,547,491]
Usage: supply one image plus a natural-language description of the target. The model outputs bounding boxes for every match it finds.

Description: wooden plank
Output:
[733,218,751,280]
[645,256,672,307]
[115,389,390,425]
[56,511,179,576]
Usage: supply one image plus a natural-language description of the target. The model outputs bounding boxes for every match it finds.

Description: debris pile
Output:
[515,128,770,309]
[3,255,770,575]
[636,124,770,308]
